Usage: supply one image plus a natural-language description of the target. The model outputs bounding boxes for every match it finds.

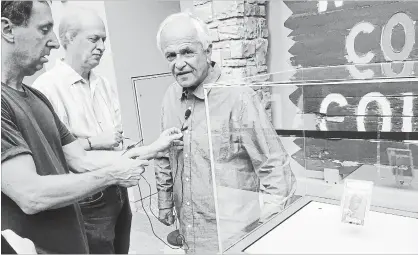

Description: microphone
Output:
[184,109,191,120]
[180,109,192,133]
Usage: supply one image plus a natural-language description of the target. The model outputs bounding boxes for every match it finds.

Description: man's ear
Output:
[1,17,15,43]
[205,44,213,63]
[64,32,74,48]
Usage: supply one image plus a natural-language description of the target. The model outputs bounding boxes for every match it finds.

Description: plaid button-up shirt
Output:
[155,63,295,253]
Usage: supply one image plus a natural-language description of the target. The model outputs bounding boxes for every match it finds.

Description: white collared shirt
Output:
[32,59,122,138]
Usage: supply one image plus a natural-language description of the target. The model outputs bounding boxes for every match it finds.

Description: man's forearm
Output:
[155,156,174,209]
[67,150,123,173]
[158,190,174,209]
[124,144,158,160]
[1,154,117,215]
[67,144,160,174]
[37,167,116,211]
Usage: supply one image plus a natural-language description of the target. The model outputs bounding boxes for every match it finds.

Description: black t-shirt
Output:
[1,83,89,254]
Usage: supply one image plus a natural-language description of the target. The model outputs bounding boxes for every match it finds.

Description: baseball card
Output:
[341,179,373,226]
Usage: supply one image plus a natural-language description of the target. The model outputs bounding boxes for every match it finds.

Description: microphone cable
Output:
[131,107,192,250]
[136,173,189,251]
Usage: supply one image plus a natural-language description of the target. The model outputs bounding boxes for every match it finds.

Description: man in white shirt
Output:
[33,7,136,254]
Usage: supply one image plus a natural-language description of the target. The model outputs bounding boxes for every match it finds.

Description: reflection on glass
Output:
[387,148,414,187]
[204,63,417,253]
[204,84,299,252]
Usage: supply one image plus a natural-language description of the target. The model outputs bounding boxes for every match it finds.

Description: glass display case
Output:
[203,63,418,254]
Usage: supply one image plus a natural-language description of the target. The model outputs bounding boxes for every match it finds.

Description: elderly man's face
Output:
[69,17,106,70]
[160,20,211,88]
[11,1,59,76]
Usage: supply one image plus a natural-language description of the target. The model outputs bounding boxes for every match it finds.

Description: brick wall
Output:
[190,0,272,116]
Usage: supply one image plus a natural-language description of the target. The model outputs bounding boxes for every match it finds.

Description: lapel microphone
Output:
[181,109,191,132]
[184,109,191,120]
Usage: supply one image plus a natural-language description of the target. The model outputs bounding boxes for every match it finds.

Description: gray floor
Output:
[127,162,184,254]
[128,194,184,254]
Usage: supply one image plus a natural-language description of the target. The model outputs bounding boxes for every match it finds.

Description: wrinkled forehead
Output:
[160,19,201,50]
[76,14,106,35]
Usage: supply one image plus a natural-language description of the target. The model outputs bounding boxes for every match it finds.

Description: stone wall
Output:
[190,0,272,116]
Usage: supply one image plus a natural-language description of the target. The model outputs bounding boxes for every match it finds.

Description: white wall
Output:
[104,0,181,141]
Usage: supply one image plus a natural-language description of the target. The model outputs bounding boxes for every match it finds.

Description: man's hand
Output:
[108,157,149,187]
[158,208,175,226]
[90,129,123,150]
[121,127,183,160]
[152,127,183,156]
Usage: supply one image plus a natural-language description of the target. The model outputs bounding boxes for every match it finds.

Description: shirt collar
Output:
[54,59,98,86]
[180,61,221,100]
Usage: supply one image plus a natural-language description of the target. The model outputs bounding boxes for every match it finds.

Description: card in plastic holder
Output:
[386,148,414,187]
[340,179,373,226]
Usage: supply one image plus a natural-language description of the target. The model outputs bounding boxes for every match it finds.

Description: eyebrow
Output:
[40,21,54,28]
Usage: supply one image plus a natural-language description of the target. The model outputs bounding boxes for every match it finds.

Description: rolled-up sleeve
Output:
[238,89,296,211]
[154,102,174,209]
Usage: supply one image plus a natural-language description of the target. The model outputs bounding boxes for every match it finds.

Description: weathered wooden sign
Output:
[283,1,418,175]
[290,79,418,132]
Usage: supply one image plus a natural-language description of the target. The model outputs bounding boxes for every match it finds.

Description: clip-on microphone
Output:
[180,109,191,141]
[181,109,191,131]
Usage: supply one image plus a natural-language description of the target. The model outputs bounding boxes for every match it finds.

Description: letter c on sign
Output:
[320,93,348,131]
[346,22,376,78]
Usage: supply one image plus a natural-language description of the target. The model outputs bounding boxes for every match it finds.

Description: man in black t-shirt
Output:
[1,1,183,253]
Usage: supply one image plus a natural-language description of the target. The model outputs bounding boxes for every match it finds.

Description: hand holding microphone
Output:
[153,127,184,157]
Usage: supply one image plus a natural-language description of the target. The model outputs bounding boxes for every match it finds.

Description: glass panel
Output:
[204,63,417,253]
[203,69,305,252]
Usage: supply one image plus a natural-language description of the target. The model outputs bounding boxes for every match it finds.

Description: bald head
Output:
[59,7,105,49]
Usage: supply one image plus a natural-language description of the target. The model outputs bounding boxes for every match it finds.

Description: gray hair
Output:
[156,12,212,54]
[58,7,100,49]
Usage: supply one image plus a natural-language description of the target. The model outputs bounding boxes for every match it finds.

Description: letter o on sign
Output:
[381,12,415,61]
